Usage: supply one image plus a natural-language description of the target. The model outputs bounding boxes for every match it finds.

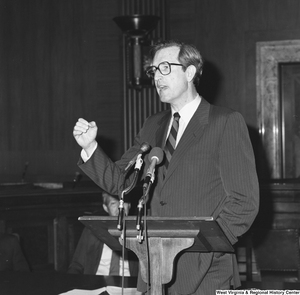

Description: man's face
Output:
[152,46,188,106]
[104,197,130,217]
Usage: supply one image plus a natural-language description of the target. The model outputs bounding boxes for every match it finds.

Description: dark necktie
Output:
[109,250,120,276]
[164,112,180,171]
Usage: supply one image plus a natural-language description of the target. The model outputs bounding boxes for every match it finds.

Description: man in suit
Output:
[67,192,139,276]
[73,40,259,294]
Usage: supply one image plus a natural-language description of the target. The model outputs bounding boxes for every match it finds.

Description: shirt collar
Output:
[171,94,201,122]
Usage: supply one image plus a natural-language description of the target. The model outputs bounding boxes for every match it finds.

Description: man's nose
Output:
[154,70,162,81]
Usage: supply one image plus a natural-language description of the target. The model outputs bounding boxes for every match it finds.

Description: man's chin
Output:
[158,93,168,103]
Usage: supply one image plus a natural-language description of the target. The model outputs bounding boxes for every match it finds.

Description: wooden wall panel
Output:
[168,0,300,126]
[1,0,300,183]
[0,0,122,183]
[169,0,248,113]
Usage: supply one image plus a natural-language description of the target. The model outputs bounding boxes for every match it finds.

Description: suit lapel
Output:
[162,98,210,183]
[154,111,171,184]
[155,110,171,148]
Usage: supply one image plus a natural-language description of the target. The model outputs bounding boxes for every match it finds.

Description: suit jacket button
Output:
[160,201,167,206]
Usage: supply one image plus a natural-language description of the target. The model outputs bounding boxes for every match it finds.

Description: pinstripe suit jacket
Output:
[79,98,259,293]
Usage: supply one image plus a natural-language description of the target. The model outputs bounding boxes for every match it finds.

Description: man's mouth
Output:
[157,84,167,91]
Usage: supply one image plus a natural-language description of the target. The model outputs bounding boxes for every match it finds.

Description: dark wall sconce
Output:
[113,15,160,88]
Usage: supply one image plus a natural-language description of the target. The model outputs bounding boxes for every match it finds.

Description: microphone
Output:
[134,154,143,171]
[117,151,146,230]
[124,142,151,173]
[136,201,143,231]
[136,148,163,232]
[143,147,164,190]
[117,199,125,230]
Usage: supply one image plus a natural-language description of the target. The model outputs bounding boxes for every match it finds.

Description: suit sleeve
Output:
[78,139,145,196]
[216,112,259,244]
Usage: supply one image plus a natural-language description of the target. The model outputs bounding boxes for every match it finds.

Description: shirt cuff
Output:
[80,142,98,162]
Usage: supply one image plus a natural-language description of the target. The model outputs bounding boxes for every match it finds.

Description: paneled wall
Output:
[1,0,300,182]
[168,0,300,126]
[0,0,123,183]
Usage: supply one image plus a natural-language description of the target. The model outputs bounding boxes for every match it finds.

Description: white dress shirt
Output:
[96,244,131,276]
[166,95,201,147]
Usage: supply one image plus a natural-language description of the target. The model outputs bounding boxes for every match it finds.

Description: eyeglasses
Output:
[146,61,183,79]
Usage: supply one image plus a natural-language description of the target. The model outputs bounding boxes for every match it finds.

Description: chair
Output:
[53,216,84,272]
[0,232,30,271]
[252,228,300,282]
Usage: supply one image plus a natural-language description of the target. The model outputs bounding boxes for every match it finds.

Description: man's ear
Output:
[186,65,196,82]
[103,204,108,213]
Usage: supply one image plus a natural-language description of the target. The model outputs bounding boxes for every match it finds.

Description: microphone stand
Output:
[136,173,155,240]
[117,154,143,230]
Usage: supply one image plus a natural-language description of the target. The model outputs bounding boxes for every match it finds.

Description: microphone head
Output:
[148,147,164,165]
[140,142,151,153]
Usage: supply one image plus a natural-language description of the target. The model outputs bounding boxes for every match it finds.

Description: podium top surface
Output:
[79,216,234,253]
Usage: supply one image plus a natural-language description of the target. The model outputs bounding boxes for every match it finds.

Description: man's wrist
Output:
[81,141,98,162]
[84,140,97,157]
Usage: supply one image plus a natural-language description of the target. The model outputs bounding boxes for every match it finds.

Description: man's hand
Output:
[73,118,98,157]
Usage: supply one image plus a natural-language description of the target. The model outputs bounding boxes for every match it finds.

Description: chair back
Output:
[252,229,300,281]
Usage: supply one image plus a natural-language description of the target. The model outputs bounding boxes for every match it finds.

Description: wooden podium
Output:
[79,216,233,295]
